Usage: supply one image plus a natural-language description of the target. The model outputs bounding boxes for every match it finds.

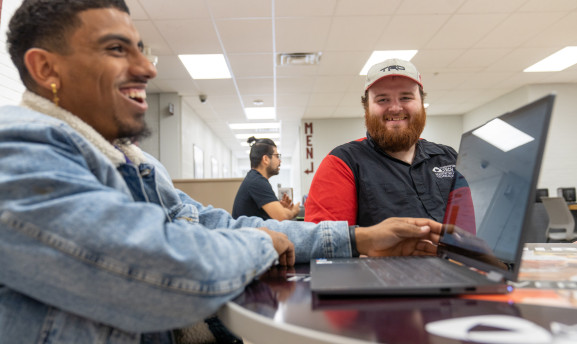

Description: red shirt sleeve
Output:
[304,155,357,225]
[445,186,476,235]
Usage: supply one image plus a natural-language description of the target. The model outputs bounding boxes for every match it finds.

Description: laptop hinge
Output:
[486,270,504,282]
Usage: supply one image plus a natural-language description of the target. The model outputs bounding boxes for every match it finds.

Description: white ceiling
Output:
[126,0,577,159]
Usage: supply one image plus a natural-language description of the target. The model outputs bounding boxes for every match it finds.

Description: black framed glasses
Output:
[269,153,282,159]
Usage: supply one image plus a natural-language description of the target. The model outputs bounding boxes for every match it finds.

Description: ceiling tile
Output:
[425,14,508,50]
[374,15,450,49]
[235,77,274,95]
[475,13,567,49]
[334,0,402,16]
[209,0,271,18]
[520,0,577,12]
[324,16,391,51]
[276,77,316,94]
[522,12,577,48]
[396,0,465,15]
[216,19,273,53]
[192,79,238,96]
[275,0,337,17]
[457,0,526,13]
[333,107,364,118]
[448,48,512,70]
[276,94,310,108]
[138,0,208,19]
[317,51,369,75]
[274,17,332,52]
[307,93,346,107]
[411,49,465,70]
[155,19,221,54]
[303,106,338,118]
[228,54,274,78]
[312,76,357,93]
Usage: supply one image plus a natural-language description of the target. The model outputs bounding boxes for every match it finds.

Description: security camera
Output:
[199,94,207,103]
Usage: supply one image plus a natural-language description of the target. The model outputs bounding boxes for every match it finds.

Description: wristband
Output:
[349,225,360,257]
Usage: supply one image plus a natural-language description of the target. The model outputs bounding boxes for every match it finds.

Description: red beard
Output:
[364,106,426,153]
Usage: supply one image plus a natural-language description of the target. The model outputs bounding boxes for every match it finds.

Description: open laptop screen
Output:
[438,94,554,281]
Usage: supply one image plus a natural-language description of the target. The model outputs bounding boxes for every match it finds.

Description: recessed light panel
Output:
[524,46,577,72]
[244,107,276,120]
[178,54,232,79]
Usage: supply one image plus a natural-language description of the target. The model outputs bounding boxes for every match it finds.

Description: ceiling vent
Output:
[278,52,322,66]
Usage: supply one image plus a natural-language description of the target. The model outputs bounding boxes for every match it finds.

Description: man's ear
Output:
[261,154,271,166]
[24,48,60,92]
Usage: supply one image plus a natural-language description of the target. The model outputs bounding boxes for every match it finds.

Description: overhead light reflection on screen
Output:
[472,118,534,152]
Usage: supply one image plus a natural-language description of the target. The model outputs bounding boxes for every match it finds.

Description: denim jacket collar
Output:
[20,90,146,166]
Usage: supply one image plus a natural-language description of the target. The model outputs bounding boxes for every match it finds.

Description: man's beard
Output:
[115,114,152,145]
[364,106,426,153]
[266,164,280,177]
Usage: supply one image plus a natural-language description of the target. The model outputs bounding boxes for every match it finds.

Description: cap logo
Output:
[380,65,406,72]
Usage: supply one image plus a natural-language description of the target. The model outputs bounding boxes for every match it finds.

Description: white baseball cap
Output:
[364,58,423,92]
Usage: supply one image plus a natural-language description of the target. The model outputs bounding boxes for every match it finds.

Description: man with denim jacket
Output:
[0,1,443,343]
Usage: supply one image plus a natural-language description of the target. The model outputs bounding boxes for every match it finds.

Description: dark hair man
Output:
[232,137,300,220]
[0,2,442,343]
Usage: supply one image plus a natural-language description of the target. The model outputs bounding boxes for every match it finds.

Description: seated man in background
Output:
[232,136,300,220]
[305,59,459,227]
[0,1,443,343]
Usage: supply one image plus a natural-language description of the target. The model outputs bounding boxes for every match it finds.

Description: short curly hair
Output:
[7,0,130,90]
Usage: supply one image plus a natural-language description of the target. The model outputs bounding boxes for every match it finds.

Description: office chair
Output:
[541,197,577,242]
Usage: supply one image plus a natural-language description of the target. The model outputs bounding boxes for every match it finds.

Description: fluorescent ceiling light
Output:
[244,107,276,120]
[524,46,577,72]
[178,54,231,79]
[235,132,280,140]
[228,122,281,130]
[360,50,418,75]
[472,118,534,152]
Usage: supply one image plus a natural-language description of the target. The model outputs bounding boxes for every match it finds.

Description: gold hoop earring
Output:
[51,83,59,106]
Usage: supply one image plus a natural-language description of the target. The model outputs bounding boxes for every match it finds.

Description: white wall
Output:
[463,83,577,194]
[180,99,232,179]
[298,115,463,198]
[140,93,234,180]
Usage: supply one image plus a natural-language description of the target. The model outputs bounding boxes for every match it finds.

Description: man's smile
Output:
[120,88,147,104]
[385,115,408,122]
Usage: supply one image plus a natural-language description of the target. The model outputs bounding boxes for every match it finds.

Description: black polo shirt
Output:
[232,169,278,220]
[305,134,458,226]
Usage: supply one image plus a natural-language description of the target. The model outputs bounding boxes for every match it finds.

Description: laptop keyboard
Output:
[364,256,481,286]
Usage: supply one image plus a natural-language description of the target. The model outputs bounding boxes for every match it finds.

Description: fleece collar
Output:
[20,90,146,166]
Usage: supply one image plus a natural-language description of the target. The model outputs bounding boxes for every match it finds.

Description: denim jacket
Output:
[0,91,352,344]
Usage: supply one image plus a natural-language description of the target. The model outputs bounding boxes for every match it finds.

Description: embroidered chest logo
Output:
[432,165,455,178]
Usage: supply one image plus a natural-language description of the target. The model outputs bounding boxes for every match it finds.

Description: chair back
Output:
[541,196,575,241]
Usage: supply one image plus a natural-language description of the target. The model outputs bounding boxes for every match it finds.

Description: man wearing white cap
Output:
[305,58,458,227]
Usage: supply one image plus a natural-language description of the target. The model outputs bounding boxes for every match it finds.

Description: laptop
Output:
[310,94,555,296]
